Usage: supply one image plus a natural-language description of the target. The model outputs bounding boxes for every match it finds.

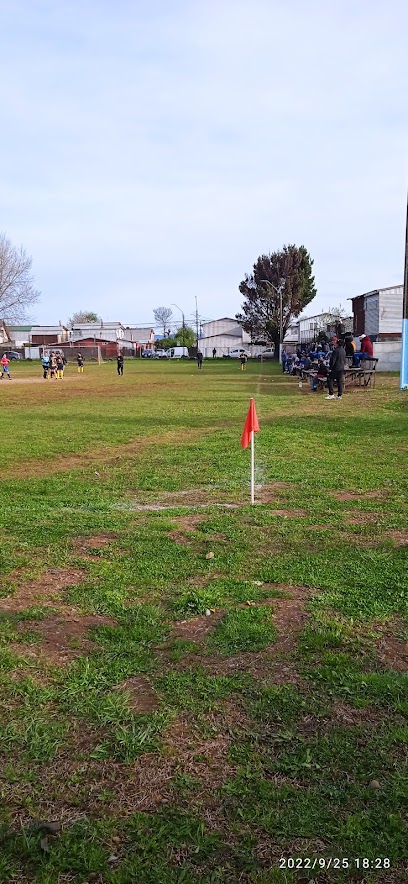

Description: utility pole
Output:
[195,296,199,350]
[400,197,408,390]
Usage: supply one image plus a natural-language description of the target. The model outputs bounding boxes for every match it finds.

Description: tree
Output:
[153,306,173,337]
[175,325,195,347]
[236,245,317,358]
[0,232,40,323]
[68,310,100,325]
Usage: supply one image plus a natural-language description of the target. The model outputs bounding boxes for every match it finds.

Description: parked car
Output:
[257,347,276,359]
[223,348,251,358]
[142,349,159,358]
[155,349,170,358]
[5,350,21,360]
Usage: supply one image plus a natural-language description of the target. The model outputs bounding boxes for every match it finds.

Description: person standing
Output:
[77,353,84,373]
[197,350,203,369]
[41,353,50,379]
[117,353,124,376]
[240,351,247,371]
[56,353,65,379]
[49,352,57,379]
[326,339,346,400]
[212,347,216,358]
[0,354,11,380]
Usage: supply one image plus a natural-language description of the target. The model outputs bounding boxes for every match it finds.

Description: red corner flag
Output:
[240,398,260,449]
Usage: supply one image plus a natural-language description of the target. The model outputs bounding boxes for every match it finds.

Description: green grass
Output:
[0,359,407,882]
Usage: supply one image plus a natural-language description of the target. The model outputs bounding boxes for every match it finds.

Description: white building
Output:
[124,327,155,347]
[351,285,403,371]
[199,318,252,357]
[70,321,125,342]
[297,311,353,344]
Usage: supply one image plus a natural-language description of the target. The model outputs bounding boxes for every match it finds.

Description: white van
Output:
[169,347,189,358]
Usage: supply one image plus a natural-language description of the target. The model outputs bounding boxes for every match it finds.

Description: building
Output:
[199,318,252,357]
[69,321,124,342]
[30,325,69,346]
[0,320,11,346]
[8,325,34,347]
[350,285,403,371]
[297,311,353,345]
[124,327,155,348]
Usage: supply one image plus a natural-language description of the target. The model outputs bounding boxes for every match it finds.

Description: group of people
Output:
[282,333,375,400]
[41,352,85,379]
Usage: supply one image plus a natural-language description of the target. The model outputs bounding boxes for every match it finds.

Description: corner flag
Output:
[241,398,260,505]
[241,398,260,449]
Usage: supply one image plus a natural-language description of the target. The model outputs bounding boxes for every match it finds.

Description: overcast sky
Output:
[1,0,407,327]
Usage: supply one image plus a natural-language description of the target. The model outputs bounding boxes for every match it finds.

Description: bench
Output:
[344,357,378,389]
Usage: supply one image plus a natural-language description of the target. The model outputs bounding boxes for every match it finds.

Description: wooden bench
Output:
[344,357,378,389]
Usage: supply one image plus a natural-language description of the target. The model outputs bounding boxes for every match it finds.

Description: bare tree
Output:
[153,306,173,337]
[68,310,100,325]
[0,232,40,323]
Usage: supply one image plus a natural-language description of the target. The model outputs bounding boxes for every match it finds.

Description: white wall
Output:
[378,287,403,334]
[364,293,379,338]
[374,340,401,371]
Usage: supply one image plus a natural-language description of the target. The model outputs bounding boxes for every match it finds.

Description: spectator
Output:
[117,353,124,376]
[212,347,217,358]
[326,339,346,400]
[197,351,203,369]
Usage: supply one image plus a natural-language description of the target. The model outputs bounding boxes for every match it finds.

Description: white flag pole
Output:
[250,430,255,505]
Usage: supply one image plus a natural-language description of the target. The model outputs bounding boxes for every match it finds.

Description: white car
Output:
[224,348,251,358]
[257,347,276,360]
[155,349,170,358]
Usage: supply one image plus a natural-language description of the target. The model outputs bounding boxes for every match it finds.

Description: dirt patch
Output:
[167,530,194,547]
[385,530,408,546]
[0,568,86,613]
[74,533,117,551]
[330,701,390,728]
[172,611,225,642]
[333,490,388,502]
[14,612,115,664]
[376,632,408,672]
[256,482,292,504]
[171,515,205,531]
[345,511,381,525]
[113,675,160,713]
[266,508,307,518]
[170,585,314,684]
[162,713,235,790]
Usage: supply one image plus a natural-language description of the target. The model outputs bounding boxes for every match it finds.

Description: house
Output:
[350,285,403,371]
[0,320,11,346]
[30,325,69,346]
[8,325,34,347]
[199,318,252,357]
[124,327,155,348]
[297,311,353,345]
[69,321,125,343]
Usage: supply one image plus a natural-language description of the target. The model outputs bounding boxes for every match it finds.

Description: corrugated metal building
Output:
[351,285,403,371]
[199,318,252,357]
[351,286,403,339]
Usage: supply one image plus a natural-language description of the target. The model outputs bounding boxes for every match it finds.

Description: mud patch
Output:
[113,675,160,713]
[0,568,86,613]
[14,612,115,664]
[266,508,307,518]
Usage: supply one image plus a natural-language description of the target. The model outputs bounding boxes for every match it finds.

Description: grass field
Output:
[0,357,407,883]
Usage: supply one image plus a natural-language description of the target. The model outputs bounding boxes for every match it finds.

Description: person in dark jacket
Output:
[326,340,346,400]
[197,351,203,369]
[117,353,124,376]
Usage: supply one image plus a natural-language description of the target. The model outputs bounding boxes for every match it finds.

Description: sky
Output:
[1,0,407,328]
